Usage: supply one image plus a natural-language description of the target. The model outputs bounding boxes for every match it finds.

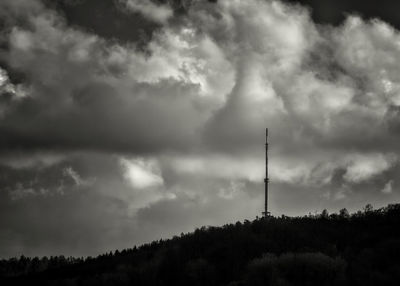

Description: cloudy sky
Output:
[1,0,400,258]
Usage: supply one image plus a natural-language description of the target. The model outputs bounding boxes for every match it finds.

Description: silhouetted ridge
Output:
[1,203,400,286]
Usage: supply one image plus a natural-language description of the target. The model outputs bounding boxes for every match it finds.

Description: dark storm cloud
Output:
[1,0,400,258]
[0,81,204,153]
[0,185,131,258]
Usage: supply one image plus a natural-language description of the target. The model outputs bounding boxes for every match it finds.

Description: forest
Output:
[1,203,400,286]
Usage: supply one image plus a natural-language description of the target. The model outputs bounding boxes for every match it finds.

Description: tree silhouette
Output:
[1,203,400,286]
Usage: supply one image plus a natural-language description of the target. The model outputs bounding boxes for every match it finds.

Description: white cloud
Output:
[167,155,263,182]
[218,181,245,200]
[120,157,164,189]
[270,162,309,185]
[343,153,397,183]
[0,67,17,95]
[121,0,173,24]
[381,180,394,194]
[63,167,95,187]
[0,68,8,86]
[333,16,400,109]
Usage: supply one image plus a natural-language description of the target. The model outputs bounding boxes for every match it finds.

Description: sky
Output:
[1,0,400,258]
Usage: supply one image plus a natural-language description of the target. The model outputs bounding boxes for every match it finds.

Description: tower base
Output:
[262,211,270,217]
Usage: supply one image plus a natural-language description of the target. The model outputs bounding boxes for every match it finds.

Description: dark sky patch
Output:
[285,0,400,28]
[43,0,159,46]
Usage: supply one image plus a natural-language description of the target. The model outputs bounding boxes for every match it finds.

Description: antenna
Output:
[263,128,270,217]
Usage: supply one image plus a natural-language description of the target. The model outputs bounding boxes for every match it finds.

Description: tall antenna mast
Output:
[263,128,269,217]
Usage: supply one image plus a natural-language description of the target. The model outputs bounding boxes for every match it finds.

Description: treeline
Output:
[0,255,80,278]
[1,203,400,286]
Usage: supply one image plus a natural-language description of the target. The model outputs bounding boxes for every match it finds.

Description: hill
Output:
[1,204,400,286]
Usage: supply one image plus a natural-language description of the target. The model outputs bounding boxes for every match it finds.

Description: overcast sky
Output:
[1,0,400,258]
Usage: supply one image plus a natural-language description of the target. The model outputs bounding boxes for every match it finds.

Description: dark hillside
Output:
[1,204,400,286]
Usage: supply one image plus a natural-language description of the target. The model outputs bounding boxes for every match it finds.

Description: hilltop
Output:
[1,204,400,286]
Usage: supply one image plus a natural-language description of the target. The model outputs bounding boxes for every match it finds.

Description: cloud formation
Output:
[121,0,173,24]
[0,0,400,257]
